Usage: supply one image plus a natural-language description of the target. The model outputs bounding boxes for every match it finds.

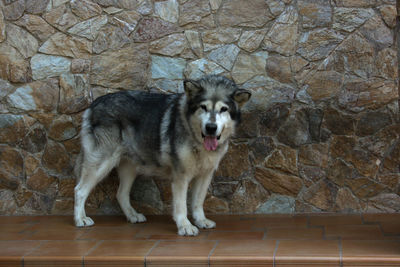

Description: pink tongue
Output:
[204,136,218,151]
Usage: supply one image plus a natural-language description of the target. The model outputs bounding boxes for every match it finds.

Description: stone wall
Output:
[0,0,399,215]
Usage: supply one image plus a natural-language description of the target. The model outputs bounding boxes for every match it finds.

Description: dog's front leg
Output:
[171,177,199,236]
[191,171,216,229]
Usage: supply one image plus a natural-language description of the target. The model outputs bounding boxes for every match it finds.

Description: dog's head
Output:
[184,75,251,151]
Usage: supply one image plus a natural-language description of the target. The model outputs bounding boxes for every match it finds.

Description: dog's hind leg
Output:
[191,171,216,229]
[116,160,146,223]
[74,154,119,227]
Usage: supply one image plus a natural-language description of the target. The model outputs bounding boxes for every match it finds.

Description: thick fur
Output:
[74,75,251,236]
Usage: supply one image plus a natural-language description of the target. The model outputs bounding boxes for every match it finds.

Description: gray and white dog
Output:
[74,75,251,236]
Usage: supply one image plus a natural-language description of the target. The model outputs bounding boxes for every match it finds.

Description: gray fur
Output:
[74,75,251,235]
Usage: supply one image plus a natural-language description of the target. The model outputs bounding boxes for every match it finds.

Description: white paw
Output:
[178,223,199,236]
[75,216,94,227]
[127,213,147,223]
[195,218,216,229]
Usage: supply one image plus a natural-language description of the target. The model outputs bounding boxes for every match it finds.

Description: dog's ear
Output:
[232,89,251,107]
[184,79,202,98]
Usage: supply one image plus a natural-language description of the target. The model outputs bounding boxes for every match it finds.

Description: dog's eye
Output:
[200,105,207,111]
[220,106,228,113]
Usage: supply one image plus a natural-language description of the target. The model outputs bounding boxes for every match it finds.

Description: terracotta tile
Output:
[0,224,33,240]
[79,227,140,240]
[24,240,98,266]
[266,227,324,240]
[206,220,256,231]
[362,213,400,224]
[325,225,386,240]
[252,216,308,230]
[275,240,340,266]
[89,215,141,227]
[85,240,156,266]
[27,228,88,240]
[309,214,363,226]
[135,221,207,240]
[146,241,216,266]
[210,240,275,266]
[0,216,34,224]
[0,240,41,266]
[342,240,400,266]
[207,231,264,240]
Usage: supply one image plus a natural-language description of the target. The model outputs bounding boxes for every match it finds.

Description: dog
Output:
[74,75,251,236]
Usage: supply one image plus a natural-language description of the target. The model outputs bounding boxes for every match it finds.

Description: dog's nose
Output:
[205,123,217,135]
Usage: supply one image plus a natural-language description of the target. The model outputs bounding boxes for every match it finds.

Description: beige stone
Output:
[265,55,292,84]
[15,14,56,42]
[218,0,272,27]
[0,9,5,42]
[238,29,266,52]
[43,4,79,32]
[202,28,241,51]
[185,30,203,57]
[255,167,303,197]
[231,51,268,84]
[39,32,92,59]
[335,187,361,212]
[2,0,25,21]
[179,0,210,26]
[378,5,396,28]
[230,179,269,213]
[70,0,102,19]
[6,23,38,59]
[59,73,90,114]
[303,180,334,210]
[91,43,149,90]
[150,33,186,56]
[112,10,141,35]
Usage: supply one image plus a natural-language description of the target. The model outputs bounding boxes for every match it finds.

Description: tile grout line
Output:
[144,240,160,267]
[22,240,45,267]
[208,240,219,267]
[82,239,104,267]
[338,238,343,267]
[273,239,280,267]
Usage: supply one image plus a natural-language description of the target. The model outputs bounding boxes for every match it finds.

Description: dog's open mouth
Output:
[201,133,221,151]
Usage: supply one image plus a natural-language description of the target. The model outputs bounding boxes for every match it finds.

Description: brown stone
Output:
[133,17,178,42]
[204,196,229,214]
[335,0,376,7]
[265,146,298,175]
[179,0,210,26]
[326,159,356,187]
[27,168,57,193]
[259,104,290,136]
[249,137,275,166]
[14,186,33,207]
[383,141,400,173]
[306,70,344,101]
[367,193,400,212]
[42,140,71,175]
[376,173,400,188]
[302,180,335,210]
[347,178,385,198]
[322,107,355,135]
[339,77,398,112]
[48,115,77,141]
[299,165,325,185]
[71,0,102,19]
[299,143,329,168]
[112,10,141,35]
[215,143,250,179]
[230,179,269,213]
[2,0,25,20]
[255,167,303,197]
[376,48,398,79]
[63,137,81,155]
[16,78,59,112]
[20,126,47,153]
[39,32,92,59]
[0,170,20,190]
[0,9,5,42]
[91,43,149,90]
[218,0,272,27]
[234,111,260,138]
[149,33,186,56]
[0,114,29,145]
[0,145,23,178]
[25,0,49,14]
[359,124,400,158]
[15,14,56,42]
[356,111,392,137]
[58,178,76,197]
[52,198,74,214]
[347,150,381,178]
[238,29,266,53]
[25,154,40,176]
[335,187,361,212]
[360,15,393,49]
[330,135,356,160]
[298,0,331,28]
[43,4,79,32]
[378,5,396,28]
[0,42,31,83]
[231,51,268,84]
[202,28,241,52]
[298,29,344,61]
[93,25,130,54]
[0,190,17,214]
[71,59,91,74]
[265,55,292,84]
[277,109,311,148]
[59,73,90,114]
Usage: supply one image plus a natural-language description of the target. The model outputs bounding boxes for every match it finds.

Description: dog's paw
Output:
[127,213,147,224]
[178,223,199,236]
[75,216,94,227]
[195,218,216,229]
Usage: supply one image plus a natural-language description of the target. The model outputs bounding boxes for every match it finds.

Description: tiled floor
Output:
[1,214,400,266]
